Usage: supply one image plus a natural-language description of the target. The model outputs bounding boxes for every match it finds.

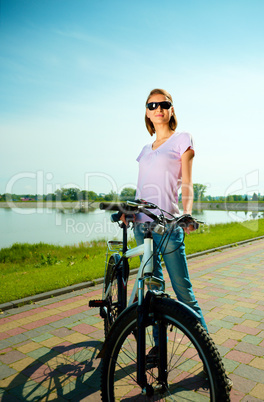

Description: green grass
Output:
[0,240,139,304]
[184,218,264,254]
[0,219,264,305]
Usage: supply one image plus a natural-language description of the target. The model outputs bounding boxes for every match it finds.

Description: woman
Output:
[126,88,208,351]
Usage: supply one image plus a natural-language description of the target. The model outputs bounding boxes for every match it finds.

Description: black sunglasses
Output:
[146,101,172,110]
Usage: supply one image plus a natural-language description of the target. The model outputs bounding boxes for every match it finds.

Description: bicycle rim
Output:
[101,299,230,401]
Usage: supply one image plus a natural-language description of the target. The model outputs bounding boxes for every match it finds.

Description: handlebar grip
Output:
[100,202,139,213]
[99,202,124,211]
[177,215,200,230]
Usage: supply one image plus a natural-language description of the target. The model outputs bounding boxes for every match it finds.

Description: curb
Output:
[1,236,264,313]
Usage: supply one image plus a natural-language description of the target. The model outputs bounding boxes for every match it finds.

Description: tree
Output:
[120,187,136,201]
[233,195,243,201]
[2,193,12,201]
[78,190,98,201]
[193,184,207,202]
[46,193,56,201]
[226,195,234,202]
[104,191,119,201]
[60,187,80,201]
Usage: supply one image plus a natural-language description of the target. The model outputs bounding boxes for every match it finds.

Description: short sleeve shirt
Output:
[135,132,194,222]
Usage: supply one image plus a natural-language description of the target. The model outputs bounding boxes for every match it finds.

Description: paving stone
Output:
[215,345,230,356]
[26,346,51,360]
[222,338,239,349]
[228,373,256,394]
[0,350,26,364]
[234,341,264,357]
[241,396,264,402]
[221,357,240,373]
[5,333,29,346]
[250,384,264,400]
[9,356,35,372]
[0,364,17,380]
[232,324,261,336]
[234,364,264,383]
[49,327,75,338]
[215,297,237,305]
[16,341,42,354]
[225,350,254,364]
[208,319,233,329]
[72,323,98,335]
[243,313,264,322]
[31,333,53,343]
[49,317,79,328]
[223,315,245,324]
[249,357,264,370]
[234,306,254,314]
[81,316,102,325]
[242,334,263,346]
[0,339,16,350]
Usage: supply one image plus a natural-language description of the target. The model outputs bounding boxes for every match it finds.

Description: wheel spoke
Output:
[101,299,230,401]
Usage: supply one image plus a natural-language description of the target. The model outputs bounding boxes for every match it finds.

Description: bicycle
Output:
[89,200,231,401]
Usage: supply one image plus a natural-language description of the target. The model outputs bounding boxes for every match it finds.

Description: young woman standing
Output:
[132,88,208,351]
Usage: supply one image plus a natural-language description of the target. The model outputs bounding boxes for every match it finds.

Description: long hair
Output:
[145,88,178,136]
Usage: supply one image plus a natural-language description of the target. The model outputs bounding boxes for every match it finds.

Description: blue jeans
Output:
[134,222,208,345]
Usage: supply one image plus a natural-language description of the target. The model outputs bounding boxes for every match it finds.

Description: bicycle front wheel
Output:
[101,297,230,401]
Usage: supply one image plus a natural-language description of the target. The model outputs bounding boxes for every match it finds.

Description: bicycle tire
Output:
[101,297,230,401]
[103,253,122,337]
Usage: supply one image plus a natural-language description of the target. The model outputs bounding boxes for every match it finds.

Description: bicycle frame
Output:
[103,224,165,311]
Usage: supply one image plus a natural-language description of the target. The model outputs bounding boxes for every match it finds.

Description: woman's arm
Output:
[181,148,194,215]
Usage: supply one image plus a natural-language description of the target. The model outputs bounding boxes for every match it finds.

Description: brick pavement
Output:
[0,239,264,401]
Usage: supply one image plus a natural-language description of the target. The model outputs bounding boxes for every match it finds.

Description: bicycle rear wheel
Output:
[103,253,121,337]
[101,297,230,401]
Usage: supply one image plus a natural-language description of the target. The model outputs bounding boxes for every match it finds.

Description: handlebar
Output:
[99,200,155,214]
[100,200,203,230]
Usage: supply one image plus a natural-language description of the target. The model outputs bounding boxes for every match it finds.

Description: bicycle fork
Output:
[137,278,168,396]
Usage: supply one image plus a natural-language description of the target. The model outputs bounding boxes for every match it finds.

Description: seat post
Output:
[122,223,128,254]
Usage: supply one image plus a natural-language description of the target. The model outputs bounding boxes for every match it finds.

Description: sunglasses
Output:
[146,101,172,110]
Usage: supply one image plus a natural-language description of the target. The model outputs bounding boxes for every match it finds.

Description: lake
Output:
[1,207,263,250]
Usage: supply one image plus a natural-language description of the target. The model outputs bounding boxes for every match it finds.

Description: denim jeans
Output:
[134,222,208,345]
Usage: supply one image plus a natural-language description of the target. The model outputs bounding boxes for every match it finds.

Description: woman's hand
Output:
[120,214,135,225]
[181,213,198,234]
[183,223,196,234]
[120,214,127,225]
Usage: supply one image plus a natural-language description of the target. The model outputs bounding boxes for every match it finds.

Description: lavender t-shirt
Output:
[135,132,194,222]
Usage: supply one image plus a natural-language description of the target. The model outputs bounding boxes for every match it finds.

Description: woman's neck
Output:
[155,126,174,141]
[152,127,174,150]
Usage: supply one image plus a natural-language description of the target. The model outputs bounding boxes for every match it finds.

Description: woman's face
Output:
[146,94,174,126]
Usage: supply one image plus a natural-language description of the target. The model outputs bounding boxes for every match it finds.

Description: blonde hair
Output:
[145,88,178,136]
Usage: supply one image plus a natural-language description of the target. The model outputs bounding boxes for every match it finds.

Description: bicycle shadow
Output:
[114,365,209,401]
[1,340,103,401]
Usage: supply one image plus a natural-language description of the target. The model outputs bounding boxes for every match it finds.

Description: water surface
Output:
[1,208,262,249]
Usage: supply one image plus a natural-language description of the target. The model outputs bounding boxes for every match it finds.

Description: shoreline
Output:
[0,201,100,209]
[0,201,263,211]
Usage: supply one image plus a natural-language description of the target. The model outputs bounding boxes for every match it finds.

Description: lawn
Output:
[0,219,263,304]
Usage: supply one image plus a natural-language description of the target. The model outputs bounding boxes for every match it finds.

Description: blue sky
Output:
[1,0,263,198]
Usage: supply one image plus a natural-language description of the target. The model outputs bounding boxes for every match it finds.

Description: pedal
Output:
[89,299,108,308]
